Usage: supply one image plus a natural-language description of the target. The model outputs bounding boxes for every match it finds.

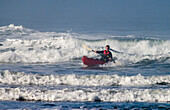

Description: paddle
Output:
[82,44,122,54]
[110,48,123,54]
[82,44,95,52]
[82,44,116,63]
[82,45,124,65]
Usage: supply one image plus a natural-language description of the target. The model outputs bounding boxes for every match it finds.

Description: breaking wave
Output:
[0,87,169,102]
[0,70,169,102]
[1,70,169,87]
[0,24,169,65]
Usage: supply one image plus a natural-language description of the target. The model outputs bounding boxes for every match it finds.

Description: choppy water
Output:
[0,24,169,109]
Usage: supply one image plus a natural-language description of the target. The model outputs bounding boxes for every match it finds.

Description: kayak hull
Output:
[82,56,107,66]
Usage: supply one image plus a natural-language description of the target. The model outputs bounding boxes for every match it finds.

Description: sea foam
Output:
[0,24,169,64]
[0,70,169,87]
[0,86,169,102]
[0,70,170,102]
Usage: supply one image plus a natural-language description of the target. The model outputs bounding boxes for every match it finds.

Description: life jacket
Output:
[103,50,110,56]
[103,50,110,61]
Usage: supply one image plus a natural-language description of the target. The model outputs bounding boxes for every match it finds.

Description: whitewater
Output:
[0,24,169,64]
[0,24,170,109]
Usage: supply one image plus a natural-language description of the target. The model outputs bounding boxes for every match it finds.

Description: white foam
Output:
[0,86,169,102]
[0,70,170,87]
[0,37,88,63]
[0,70,169,102]
[0,24,169,64]
[111,35,136,38]
[0,24,31,36]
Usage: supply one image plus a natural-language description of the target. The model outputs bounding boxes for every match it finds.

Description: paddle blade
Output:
[82,44,94,52]
[110,48,122,53]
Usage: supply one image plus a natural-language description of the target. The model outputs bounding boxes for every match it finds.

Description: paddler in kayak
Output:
[95,45,114,62]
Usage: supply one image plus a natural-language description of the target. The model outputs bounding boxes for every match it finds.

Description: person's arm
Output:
[95,51,104,54]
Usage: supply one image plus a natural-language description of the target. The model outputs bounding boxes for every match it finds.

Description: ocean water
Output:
[0,0,170,109]
[0,24,169,109]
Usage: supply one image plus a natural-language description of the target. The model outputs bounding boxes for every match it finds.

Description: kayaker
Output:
[95,45,113,62]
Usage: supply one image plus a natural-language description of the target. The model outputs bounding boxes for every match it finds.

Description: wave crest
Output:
[1,70,170,87]
[0,24,169,64]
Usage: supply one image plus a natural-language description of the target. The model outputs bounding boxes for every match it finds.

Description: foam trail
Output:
[0,87,169,102]
[0,70,170,87]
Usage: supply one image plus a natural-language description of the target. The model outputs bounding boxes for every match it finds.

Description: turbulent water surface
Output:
[0,24,169,109]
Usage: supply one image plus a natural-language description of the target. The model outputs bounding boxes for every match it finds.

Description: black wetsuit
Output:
[96,50,112,62]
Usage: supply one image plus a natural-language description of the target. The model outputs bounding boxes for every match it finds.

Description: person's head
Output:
[105,45,110,51]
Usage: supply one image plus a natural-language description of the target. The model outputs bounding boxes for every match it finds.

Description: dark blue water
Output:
[1,101,170,109]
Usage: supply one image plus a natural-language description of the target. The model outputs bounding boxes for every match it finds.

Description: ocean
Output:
[0,24,169,109]
[0,0,170,109]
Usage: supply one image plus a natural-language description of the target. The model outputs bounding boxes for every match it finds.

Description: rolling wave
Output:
[0,24,169,64]
[0,87,169,102]
[0,70,169,102]
[1,70,169,87]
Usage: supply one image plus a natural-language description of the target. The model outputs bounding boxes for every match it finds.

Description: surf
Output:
[1,70,170,87]
[0,24,169,66]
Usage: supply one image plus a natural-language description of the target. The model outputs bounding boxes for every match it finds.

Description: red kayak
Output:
[82,56,108,66]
